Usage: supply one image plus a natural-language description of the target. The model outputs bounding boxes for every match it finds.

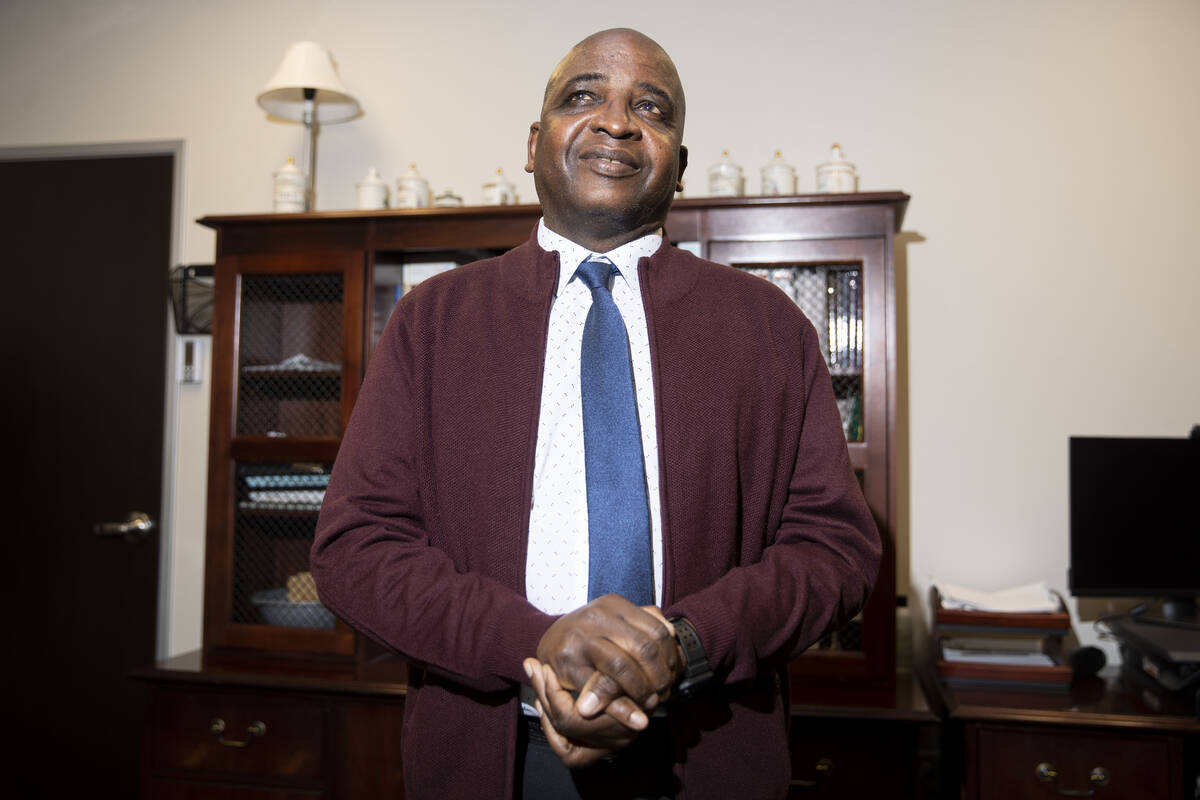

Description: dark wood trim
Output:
[133,650,407,696]
[197,191,909,229]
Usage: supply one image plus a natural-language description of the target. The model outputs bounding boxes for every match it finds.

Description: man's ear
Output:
[525,122,540,174]
[676,145,688,192]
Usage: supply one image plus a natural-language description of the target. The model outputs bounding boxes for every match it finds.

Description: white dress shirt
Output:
[525,219,664,614]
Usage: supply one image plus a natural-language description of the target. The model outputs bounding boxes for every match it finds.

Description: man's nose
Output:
[592,99,640,139]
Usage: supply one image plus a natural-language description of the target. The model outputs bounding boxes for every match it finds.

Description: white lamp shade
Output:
[257,41,361,123]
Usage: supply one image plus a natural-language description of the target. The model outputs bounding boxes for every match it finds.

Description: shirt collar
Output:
[537,218,662,297]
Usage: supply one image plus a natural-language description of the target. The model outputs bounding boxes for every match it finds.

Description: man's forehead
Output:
[548,30,680,95]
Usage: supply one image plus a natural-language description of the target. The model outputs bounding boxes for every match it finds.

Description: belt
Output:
[521,712,551,745]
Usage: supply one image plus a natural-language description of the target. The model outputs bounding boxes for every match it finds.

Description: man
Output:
[311,27,880,799]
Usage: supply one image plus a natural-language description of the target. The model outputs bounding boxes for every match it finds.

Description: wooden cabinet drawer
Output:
[969,723,1178,800]
[149,687,327,782]
[789,717,922,798]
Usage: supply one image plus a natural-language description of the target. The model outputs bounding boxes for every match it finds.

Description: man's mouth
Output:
[581,149,639,176]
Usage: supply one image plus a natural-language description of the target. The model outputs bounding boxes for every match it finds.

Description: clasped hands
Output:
[522,593,683,768]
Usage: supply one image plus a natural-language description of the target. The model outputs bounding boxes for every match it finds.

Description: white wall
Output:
[4,0,1197,661]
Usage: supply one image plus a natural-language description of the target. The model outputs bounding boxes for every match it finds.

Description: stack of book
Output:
[930,582,1073,691]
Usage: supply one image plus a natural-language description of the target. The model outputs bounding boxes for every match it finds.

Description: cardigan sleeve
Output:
[660,279,882,686]
[310,299,555,693]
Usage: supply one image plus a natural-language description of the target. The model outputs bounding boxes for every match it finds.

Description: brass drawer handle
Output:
[209,718,267,748]
[790,757,834,788]
[1035,762,1110,796]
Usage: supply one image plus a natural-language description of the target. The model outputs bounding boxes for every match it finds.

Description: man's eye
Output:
[637,100,664,117]
[567,91,594,104]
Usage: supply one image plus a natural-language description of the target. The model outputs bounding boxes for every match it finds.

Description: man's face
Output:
[526,30,688,249]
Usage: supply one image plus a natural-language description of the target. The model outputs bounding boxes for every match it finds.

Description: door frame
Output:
[0,139,185,659]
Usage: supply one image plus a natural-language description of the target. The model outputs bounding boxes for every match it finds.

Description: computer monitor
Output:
[1068,435,1200,622]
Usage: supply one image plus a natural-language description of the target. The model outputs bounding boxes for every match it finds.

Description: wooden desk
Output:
[132,651,408,799]
[935,665,1200,800]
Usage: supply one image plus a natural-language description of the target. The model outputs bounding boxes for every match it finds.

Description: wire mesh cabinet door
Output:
[204,250,364,660]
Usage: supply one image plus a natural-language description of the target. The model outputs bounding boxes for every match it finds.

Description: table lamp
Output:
[257,41,361,211]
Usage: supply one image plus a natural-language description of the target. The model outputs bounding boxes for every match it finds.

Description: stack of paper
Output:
[930,582,1073,691]
[935,580,1061,613]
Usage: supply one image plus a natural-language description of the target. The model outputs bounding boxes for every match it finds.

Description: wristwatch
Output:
[669,617,714,697]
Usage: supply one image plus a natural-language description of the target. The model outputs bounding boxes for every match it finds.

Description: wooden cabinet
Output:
[197,193,908,682]
[170,195,910,796]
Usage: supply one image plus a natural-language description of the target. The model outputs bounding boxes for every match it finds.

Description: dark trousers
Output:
[516,715,678,800]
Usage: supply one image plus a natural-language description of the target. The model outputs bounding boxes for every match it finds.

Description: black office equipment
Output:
[1068,434,1200,623]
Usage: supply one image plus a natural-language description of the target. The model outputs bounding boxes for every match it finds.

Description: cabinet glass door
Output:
[740,265,864,442]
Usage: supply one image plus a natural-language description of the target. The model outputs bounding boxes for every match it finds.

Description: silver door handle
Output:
[93,511,155,543]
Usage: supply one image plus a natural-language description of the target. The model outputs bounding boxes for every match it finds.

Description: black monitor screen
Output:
[1069,436,1200,597]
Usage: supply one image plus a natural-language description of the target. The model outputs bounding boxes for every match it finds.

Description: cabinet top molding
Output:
[199,191,910,233]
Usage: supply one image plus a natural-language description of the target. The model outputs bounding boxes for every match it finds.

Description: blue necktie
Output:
[575,257,654,606]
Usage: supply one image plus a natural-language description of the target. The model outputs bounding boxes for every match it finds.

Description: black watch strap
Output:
[670,617,714,697]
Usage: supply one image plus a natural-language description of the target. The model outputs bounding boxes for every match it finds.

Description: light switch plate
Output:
[176,336,207,385]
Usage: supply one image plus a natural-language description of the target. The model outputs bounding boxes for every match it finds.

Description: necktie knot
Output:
[575,257,615,292]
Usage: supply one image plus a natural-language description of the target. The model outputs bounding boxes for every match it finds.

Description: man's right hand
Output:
[535,594,681,724]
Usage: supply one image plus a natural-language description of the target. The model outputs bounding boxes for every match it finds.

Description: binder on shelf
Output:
[930,586,1073,691]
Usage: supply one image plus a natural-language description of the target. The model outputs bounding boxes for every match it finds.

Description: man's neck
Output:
[540,220,662,261]
[540,214,665,255]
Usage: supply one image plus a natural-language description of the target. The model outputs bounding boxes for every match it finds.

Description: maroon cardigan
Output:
[311,232,881,799]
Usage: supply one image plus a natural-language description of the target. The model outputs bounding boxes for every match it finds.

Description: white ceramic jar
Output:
[272,157,306,213]
[355,166,389,209]
[482,169,516,205]
[394,163,432,208]
[816,144,858,194]
[707,150,744,197]
[760,150,797,195]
